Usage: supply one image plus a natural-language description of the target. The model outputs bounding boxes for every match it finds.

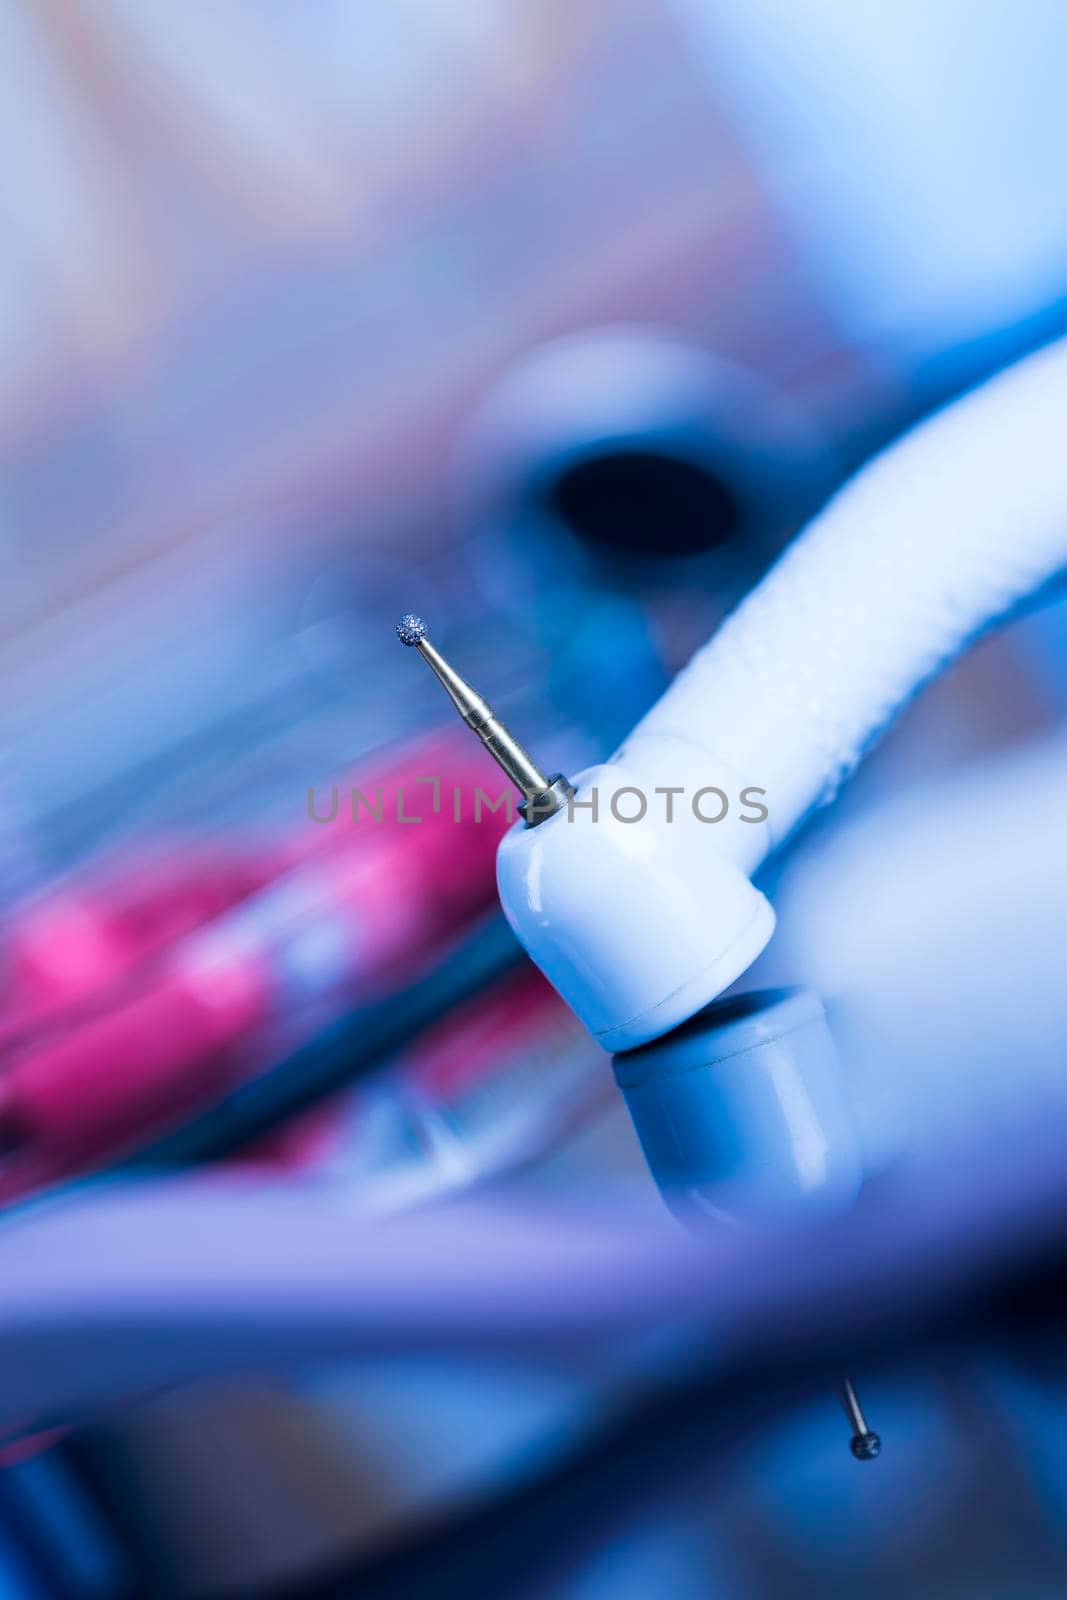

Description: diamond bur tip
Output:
[396,613,427,647]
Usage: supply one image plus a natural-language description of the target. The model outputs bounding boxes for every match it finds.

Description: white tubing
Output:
[620,335,1067,849]
[498,336,1067,1049]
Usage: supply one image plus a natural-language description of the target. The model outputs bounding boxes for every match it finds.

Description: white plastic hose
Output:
[621,335,1067,839]
[498,335,1067,1049]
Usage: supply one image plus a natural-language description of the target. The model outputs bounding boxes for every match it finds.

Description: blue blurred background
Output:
[2,2,1067,1596]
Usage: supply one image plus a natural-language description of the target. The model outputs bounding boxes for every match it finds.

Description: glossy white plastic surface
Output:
[613,988,863,1223]
[496,762,774,1051]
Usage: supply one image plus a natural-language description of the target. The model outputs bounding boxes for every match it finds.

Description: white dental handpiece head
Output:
[495,754,774,1051]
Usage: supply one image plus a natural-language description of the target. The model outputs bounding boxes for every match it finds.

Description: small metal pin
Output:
[396,615,573,826]
[841,1377,881,1461]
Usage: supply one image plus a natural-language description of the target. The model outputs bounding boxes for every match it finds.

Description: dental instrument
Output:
[0,736,512,1194]
[396,622,878,1456]
[496,333,1067,1051]
[841,1378,881,1462]
[396,615,575,825]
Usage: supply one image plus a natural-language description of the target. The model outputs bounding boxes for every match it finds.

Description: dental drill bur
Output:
[395,615,574,825]
[841,1378,881,1460]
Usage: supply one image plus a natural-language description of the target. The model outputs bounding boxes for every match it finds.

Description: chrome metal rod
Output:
[415,637,550,796]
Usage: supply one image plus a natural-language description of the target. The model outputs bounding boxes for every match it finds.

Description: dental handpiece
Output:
[396,620,883,1465]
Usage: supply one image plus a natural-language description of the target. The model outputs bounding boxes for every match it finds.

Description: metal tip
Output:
[841,1379,880,1461]
[850,1432,882,1461]
[396,613,427,647]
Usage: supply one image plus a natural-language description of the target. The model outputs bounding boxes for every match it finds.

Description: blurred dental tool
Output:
[497,333,1067,1051]
[841,1379,881,1461]
[0,941,271,1203]
[114,914,521,1177]
[0,737,512,1195]
[453,329,830,575]
[4,843,281,1030]
[397,616,574,825]
[325,966,606,1215]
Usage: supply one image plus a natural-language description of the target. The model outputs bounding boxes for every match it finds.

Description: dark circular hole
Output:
[546,448,742,558]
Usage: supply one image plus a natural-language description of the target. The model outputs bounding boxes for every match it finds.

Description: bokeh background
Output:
[2,2,1067,1596]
